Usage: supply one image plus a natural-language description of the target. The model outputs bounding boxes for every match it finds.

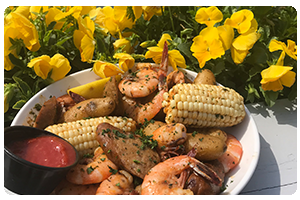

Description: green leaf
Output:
[43,29,53,45]
[56,35,73,46]
[259,87,278,107]
[177,42,197,64]
[248,44,268,65]
[12,76,32,99]
[245,83,260,103]
[8,53,25,68]
[246,65,263,82]
[12,100,27,110]
[212,61,225,76]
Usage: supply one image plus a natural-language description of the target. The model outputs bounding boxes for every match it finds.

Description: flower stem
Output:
[168,6,175,33]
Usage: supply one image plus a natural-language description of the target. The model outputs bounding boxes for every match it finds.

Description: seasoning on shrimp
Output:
[66,147,118,185]
[120,42,169,124]
[141,155,222,195]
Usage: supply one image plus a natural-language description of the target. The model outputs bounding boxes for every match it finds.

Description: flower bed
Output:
[4,6,297,127]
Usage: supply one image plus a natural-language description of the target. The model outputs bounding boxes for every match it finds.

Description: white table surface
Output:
[240,98,297,195]
[4,98,297,195]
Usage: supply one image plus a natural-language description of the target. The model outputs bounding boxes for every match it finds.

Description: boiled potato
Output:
[143,121,166,136]
[184,128,227,161]
[63,97,116,122]
[193,69,216,85]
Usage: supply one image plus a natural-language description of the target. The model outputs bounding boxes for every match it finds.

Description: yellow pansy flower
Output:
[93,61,124,79]
[29,7,65,30]
[269,39,297,60]
[190,27,225,68]
[217,25,234,51]
[260,65,296,91]
[4,54,14,71]
[225,9,254,34]
[30,6,49,20]
[45,7,65,30]
[27,54,71,81]
[4,25,20,71]
[114,53,135,72]
[4,11,41,71]
[54,6,82,21]
[132,6,143,20]
[195,6,223,27]
[6,12,40,52]
[142,6,163,21]
[145,34,186,70]
[230,18,260,64]
[73,16,95,62]
[92,6,135,37]
[4,6,30,25]
[113,38,133,53]
[89,7,110,34]
[81,6,97,15]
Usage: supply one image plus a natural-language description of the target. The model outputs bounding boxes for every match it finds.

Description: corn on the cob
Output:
[45,116,136,157]
[162,83,246,127]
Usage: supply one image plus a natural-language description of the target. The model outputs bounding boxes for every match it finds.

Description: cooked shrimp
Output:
[121,42,169,124]
[66,147,118,185]
[96,170,135,195]
[152,123,187,148]
[119,68,159,98]
[141,155,222,195]
[167,70,185,89]
[218,134,243,173]
[151,123,187,160]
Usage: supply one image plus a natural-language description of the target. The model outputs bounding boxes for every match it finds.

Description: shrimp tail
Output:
[160,41,169,73]
[158,41,168,91]
[189,160,222,187]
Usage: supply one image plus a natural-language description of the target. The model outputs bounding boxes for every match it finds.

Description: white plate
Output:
[11,67,260,195]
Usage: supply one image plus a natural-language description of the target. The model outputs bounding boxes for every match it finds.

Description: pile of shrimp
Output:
[53,43,243,195]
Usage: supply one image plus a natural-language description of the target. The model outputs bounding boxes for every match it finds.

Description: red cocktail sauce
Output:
[7,135,76,168]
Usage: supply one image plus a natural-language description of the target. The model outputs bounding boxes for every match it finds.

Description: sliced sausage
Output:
[96,123,160,179]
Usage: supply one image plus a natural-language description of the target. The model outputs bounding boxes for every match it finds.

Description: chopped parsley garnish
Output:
[108,166,118,174]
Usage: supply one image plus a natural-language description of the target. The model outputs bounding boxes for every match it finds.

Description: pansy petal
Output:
[232,31,260,51]
[113,38,132,53]
[231,47,249,64]
[261,65,293,82]
[217,25,234,51]
[45,8,64,30]
[209,39,225,59]
[27,55,52,79]
[49,54,71,81]
[193,51,211,68]
[200,27,219,43]
[145,47,163,61]
[158,34,172,48]
[195,6,223,27]
[190,35,208,53]
[93,61,124,78]
[73,30,85,50]
[169,50,186,69]
[261,80,283,92]
[287,39,297,55]
[276,51,286,66]
[80,35,95,62]
[114,53,135,71]
[285,41,297,60]
[280,71,296,87]
[269,39,284,52]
